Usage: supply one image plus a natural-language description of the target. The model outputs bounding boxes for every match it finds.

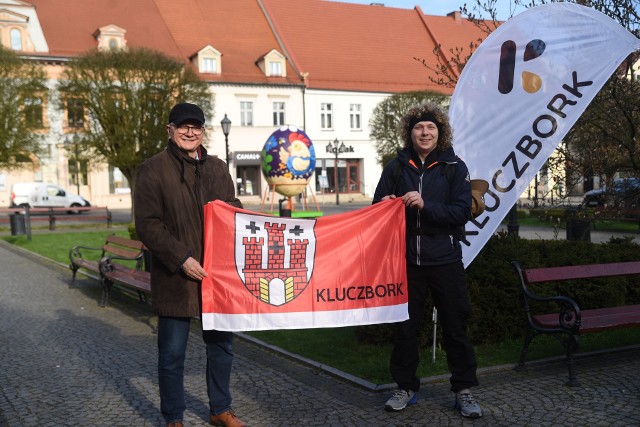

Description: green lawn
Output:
[4,228,639,385]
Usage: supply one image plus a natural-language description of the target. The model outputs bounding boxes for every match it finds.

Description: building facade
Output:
[0,0,492,209]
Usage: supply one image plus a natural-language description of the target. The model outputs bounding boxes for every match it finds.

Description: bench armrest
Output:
[99,253,144,274]
[69,244,104,264]
[512,260,582,334]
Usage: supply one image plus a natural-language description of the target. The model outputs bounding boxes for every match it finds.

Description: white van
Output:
[10,182,91,213]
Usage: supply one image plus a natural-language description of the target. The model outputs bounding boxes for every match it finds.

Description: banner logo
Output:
[498,39,546,94]
[234,213,316,306]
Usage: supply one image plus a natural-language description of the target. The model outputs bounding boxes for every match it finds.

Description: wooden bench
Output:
[511,260,640,386]
[69,235,150,307]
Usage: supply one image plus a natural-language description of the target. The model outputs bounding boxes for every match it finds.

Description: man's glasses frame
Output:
[172,124,205,136]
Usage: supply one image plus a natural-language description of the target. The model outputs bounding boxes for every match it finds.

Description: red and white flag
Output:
[201,199,408,331]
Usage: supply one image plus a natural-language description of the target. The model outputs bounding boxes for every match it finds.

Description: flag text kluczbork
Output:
[316,283,404,302]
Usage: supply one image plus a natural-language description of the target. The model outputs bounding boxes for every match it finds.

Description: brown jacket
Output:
[134,140,242,317]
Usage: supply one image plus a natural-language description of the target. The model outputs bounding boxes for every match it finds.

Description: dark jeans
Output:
[390,262,479,393]
[157,316,234,424]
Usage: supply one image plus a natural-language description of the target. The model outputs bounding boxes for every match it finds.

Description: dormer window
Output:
[258,49,286,78]
[94,25,127,50]
[269,61,282,77]
[202,58,217,73]
[0,9,35,52]
[194,45,222,75]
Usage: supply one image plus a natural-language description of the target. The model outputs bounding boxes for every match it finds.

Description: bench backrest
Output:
[102,235,144,259]
[522,261,640,284]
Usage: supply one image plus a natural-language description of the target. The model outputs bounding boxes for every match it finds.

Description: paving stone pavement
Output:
[0,241,638,427]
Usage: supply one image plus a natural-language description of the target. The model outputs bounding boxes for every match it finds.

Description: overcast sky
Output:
[334,0,521,20]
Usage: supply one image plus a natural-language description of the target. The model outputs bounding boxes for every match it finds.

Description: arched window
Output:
[10,29,22,50]
[108,38,118,49]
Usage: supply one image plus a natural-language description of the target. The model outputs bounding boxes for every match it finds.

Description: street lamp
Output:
[327,138,347,205]
[220,114,231,168]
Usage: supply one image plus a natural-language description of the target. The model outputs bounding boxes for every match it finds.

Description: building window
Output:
[240,101,253,126]
[108,38,118,49]
[109,165,130,194]
[273,102,285,126]
[67,98,85,129]
[24,97,43,128]
[350,104,362,130]
[68,159,88,188]
[202,58,217,73]
[269,61,282,76]
[10,29,22,50]
[321,103,333,129]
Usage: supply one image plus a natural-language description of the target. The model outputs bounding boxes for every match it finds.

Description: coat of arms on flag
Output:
[201,199,408,331]
[234,213,316,307]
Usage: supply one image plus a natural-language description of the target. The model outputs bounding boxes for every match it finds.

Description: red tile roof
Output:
[28,0,182,58]
[27,0,493,93]
[262,0,448,93]
[152,0,302,85]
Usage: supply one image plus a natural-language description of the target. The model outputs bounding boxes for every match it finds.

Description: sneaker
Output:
[385,389,418,412]
[455,391,482,418]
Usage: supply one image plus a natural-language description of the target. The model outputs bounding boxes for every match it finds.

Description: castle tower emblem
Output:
[234,212,317,306]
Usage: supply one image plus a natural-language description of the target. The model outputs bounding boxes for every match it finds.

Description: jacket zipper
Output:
[416,171,423,265]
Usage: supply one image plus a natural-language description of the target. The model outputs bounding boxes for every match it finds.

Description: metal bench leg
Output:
[514,327,535,371]
[565,334,581,387]
[70,264,78,284]
[100,277,112,307]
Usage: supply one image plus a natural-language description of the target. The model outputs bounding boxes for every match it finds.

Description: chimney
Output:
[447,10,462,22]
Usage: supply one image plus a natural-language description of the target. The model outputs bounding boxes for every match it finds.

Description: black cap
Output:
[169,103,205,126]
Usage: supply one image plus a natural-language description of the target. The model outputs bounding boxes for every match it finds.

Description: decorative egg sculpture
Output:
[261,126,316,197]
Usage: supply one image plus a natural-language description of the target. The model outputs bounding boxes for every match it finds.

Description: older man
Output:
[135,103,246,427]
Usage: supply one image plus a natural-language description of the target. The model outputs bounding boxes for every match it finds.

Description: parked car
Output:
[582,177,640,207]
[10,182,91,214]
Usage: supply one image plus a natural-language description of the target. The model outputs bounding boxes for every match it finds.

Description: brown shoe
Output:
[210,409,247,427]
[166,422,183,427]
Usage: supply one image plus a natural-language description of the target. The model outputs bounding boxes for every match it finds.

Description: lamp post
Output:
[220,114,231,168]
[327,138,347,205]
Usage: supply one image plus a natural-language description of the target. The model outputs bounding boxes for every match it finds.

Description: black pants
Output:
[390,261,479,392]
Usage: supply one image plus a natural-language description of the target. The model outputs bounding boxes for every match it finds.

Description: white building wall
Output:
[207,83,305,203]
[304,89,389,198]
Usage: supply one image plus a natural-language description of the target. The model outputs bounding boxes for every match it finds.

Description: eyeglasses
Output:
[173,125,205,136]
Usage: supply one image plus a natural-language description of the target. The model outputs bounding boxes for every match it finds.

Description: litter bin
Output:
[10,213,26,236]
[566,218,591,241]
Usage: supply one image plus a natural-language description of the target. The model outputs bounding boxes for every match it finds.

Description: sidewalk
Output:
[0,241,639,426]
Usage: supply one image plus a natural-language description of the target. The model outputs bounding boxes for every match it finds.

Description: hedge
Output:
[355,233,640,346]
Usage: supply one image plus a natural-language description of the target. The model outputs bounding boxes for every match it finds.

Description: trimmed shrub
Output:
[355,234,640,346]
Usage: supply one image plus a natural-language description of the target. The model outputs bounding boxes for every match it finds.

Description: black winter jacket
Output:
[373,146,472,266]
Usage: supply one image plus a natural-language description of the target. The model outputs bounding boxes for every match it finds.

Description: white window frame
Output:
[349,104,362,130]
[273,102,285,126]
[269,61,282,76]
[321,103,333,130]
[10,29,22,50]
[202,57,217,73]
[240,101,254,127]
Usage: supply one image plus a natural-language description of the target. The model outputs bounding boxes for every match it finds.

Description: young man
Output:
[135,103,246,427]
[373,102,482,419]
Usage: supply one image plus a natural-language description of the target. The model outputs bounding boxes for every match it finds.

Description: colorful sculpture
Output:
[261,126,316,197]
